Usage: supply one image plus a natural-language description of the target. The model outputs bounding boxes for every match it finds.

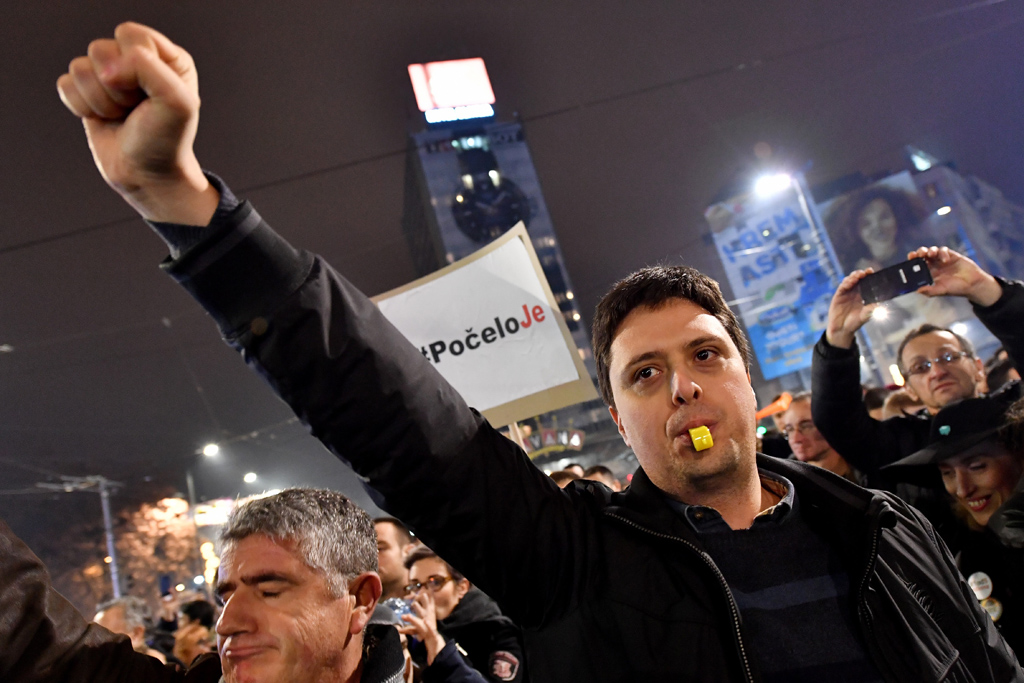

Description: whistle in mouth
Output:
[689,426,713,451]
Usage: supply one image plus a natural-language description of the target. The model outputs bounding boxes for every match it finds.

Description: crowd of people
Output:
[2,20,1023,683]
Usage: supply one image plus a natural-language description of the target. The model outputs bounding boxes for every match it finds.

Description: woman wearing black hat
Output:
[885,396,1024,654]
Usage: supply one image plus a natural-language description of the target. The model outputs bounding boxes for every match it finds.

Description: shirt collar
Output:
[664,469,797,534]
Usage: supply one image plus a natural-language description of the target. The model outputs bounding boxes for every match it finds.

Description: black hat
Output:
[883,397,1008,482]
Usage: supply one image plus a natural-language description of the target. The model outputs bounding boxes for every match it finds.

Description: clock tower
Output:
[401,59,622,464]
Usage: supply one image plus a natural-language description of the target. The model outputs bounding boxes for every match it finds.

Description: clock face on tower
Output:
[451,148,531,243]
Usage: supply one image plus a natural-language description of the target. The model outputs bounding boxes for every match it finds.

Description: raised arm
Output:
[159,210,599,628]
[58,23,597,630]
[811,270,925,474]
[909,246,1024,372]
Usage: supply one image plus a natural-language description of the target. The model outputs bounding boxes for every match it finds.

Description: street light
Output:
[753,172,792,198]
[202,443,220,457]
[243,472,258,484]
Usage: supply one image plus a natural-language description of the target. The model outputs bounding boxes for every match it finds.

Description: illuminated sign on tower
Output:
[401,57,606,441]
[408,58,496,124]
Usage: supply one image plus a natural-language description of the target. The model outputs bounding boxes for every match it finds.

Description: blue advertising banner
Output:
[705,188,834,380]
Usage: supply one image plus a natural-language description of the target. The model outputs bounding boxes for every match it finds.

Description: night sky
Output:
[2,1,1023,556]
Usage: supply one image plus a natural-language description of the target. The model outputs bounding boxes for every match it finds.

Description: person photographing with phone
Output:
[811,246,1024,527]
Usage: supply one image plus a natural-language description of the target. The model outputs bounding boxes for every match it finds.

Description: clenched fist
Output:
[57,22,218,225]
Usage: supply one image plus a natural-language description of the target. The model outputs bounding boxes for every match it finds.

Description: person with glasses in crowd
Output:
[883,396,1024,654]
[772,392,863,484]
[811,245,1024,532]
[399,547,526,683]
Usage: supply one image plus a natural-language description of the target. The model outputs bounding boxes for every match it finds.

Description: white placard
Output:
[374,225,595,425]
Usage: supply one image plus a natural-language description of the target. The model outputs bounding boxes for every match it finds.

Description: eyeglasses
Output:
[780,420,818,438]
[403,575,453,594]
[905,351,970,376]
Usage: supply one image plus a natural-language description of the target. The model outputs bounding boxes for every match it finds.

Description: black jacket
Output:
[413,588,526,683]
[953,527,1024,657]
[811,278,1024,478]
[164,202,1021,682]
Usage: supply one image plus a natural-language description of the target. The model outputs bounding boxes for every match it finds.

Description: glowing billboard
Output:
[408,58,496,123]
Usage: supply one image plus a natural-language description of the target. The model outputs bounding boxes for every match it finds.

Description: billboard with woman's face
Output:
[818,171,995,372]
[820,171,969,273]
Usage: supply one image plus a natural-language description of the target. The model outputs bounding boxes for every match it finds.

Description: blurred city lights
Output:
[193,575,205,586]
[753,173,793,198]
[424,103,495,124]
[951,322,969,336]
[906,146,939,172]
[103,555,112,564]
[243,472,258,484]
[202,443,219,457]
[175,583,186,592]
[936,206,952,216]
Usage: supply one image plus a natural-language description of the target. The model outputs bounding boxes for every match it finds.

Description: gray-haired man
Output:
[0,488,407,683]
[94,596,168,663]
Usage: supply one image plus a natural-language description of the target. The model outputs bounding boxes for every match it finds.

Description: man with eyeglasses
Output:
[399,547,526,683]
[812,245,1024,483]
[772,392,861,483]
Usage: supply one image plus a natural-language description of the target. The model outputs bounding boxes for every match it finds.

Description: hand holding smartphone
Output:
[859,257,933,304]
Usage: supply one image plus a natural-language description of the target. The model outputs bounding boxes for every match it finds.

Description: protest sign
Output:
[373,224,596,426]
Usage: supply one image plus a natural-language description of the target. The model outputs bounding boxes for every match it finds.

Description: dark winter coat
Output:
[158,200,1022,682]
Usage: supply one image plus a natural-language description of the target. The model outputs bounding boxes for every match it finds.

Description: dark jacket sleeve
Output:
[162,204,600,630]
[903,504,1024,681]
[475,620,527,683]
[0,518,179,683]
[810,333,930,475]
[973,277,1024,371]
[423,641,491,683]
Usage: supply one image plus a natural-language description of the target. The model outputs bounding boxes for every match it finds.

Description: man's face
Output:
[939,444,1024,527]
[901,331,983,413]
[407,556,468,621]
[215,534,377,683]
[375,522,411,595]
[607,299,757,500]
[775,401,846,474]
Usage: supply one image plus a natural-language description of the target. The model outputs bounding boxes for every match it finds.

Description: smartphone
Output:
[159,574,173,597]
[859,257,933,304]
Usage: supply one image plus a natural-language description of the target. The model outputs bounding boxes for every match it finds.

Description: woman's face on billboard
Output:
[857,198,899,256]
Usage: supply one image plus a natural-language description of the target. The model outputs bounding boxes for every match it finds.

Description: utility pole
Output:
[36,475,124,598]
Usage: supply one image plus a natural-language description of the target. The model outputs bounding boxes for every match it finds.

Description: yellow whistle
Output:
[689,426,713,451]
